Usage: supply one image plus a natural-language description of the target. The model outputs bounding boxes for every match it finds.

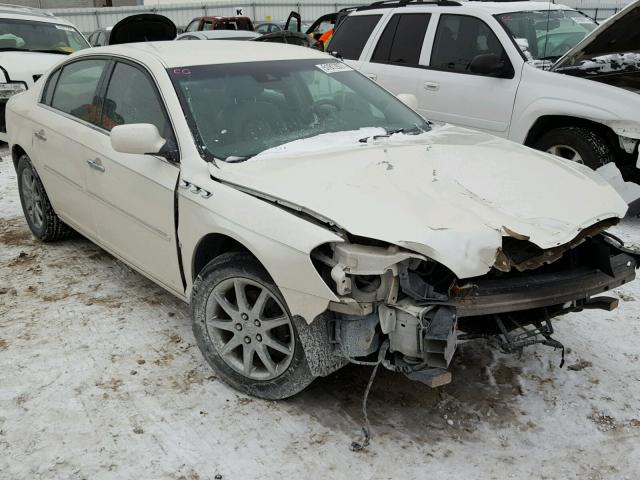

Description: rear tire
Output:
[16,154,72,242]
[191,252,315,400]
[533,126,614,170]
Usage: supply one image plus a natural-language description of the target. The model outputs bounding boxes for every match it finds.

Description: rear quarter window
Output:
[328,14,382,61]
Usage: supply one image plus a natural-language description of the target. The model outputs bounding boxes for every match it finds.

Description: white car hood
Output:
[211,126,628,278]
[553,0,640,72]
[0,51,66,85]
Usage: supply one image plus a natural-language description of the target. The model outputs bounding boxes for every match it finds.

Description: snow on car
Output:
[6,40,640,400]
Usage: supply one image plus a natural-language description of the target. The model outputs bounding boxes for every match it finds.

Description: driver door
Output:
[419,13,523,136]
[84,60,183,293]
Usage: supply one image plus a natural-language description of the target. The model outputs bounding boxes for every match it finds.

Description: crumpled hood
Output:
[0,51,66,86]
[211,125,628,278]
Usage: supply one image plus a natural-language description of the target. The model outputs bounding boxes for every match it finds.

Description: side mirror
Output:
[397,93,419,110]
[469,53,510,77]
[110,123,166,155]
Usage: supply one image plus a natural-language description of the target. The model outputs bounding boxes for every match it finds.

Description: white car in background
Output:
[0,3,88,142]
[329,0,640,200]
[6,41,639,399]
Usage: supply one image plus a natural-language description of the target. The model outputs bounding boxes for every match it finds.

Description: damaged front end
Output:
[311,226,640,387]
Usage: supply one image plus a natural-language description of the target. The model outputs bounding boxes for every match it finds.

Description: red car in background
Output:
[184,16,254,32]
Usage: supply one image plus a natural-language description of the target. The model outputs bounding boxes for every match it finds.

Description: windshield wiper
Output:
[359,125,428,142]
[385,125,428,135]
[30,49,72,55]
[0,47,70,55]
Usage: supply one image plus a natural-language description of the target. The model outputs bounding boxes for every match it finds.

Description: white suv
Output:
[329,0,640,185]
[0,3,89,141]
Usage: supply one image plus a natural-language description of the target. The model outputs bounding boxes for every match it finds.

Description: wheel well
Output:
[11,144,26,171]
[524,115,619,152]
[191,233,251,281]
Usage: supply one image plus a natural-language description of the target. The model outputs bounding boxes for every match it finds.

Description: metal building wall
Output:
[49,0,369,33]
[48,0,633,35]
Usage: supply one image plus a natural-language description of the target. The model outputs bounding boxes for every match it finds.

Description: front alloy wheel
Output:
[206,277,294,381]
[191,252,314,399]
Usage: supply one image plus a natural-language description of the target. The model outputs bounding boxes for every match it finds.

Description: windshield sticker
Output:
[55,25,75,32]
[316,63,352,74]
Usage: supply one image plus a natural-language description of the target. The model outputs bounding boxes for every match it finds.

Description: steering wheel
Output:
[313,99,342,112]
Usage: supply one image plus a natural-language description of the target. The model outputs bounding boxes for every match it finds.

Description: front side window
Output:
[102,62,171,140]
[0,18,89,54]
[430,14,510,75]
[186,20,200,32]
[328,15,381,60]
[496,10,597,66]
[255,24,270,34]
[372,13,431,66]
[50,59,107,124]
[169,59,429,162]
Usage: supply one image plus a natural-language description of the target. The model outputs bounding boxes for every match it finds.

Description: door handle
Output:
[365,73,377,81]
[34,129,47,141]
[424,81,440,91]
[86,158,105,172]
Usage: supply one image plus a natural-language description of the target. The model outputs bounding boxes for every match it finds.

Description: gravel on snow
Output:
[1,149,639,480]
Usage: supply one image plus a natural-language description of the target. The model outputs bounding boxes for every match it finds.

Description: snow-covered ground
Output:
[1,149,639,480]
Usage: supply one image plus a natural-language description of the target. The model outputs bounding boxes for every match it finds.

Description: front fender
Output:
[511,65,640,144]
[179,179,342,323]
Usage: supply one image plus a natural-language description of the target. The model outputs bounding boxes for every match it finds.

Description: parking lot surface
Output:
[1,149,639,479]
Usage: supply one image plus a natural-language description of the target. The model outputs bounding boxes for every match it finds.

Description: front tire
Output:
[533,126,613,170]
[191,252,315,399]
[16,154,71,242]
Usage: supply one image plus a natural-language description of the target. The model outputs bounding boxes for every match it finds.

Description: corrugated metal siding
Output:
[50,1,370,33]
[49,0,632,35]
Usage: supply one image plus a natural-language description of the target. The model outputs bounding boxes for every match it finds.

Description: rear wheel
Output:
[16,154,71,242]
[191,252,315,399]
[533,126,614,170]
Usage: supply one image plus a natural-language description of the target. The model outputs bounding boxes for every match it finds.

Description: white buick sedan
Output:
[6,42,639,399]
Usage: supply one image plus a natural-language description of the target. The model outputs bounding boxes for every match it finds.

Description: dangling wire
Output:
[350,341,389,452]
[350,361,380,452]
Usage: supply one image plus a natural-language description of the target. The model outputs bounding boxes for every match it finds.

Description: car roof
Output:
[82,40,331,67]
[0,3,75,25]
[351,1,574,15]
[177,30,260,40]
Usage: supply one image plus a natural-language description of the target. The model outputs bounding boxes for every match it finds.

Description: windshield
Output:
[0,18,89,54]
[169,59,429,162]
[496,10,597,66]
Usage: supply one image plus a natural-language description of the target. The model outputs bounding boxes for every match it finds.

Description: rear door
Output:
[419,13,523,135]
[83,59,183,292]
[33,58,109,237]
[360,12,432,98]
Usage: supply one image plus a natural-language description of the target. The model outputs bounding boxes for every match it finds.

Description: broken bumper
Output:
[453,250,638,317]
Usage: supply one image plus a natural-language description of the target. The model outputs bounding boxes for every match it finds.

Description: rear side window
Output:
[329,15,381,60]
[372,13,431,66]
[50,59,107,125]
[430,14,510,75]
